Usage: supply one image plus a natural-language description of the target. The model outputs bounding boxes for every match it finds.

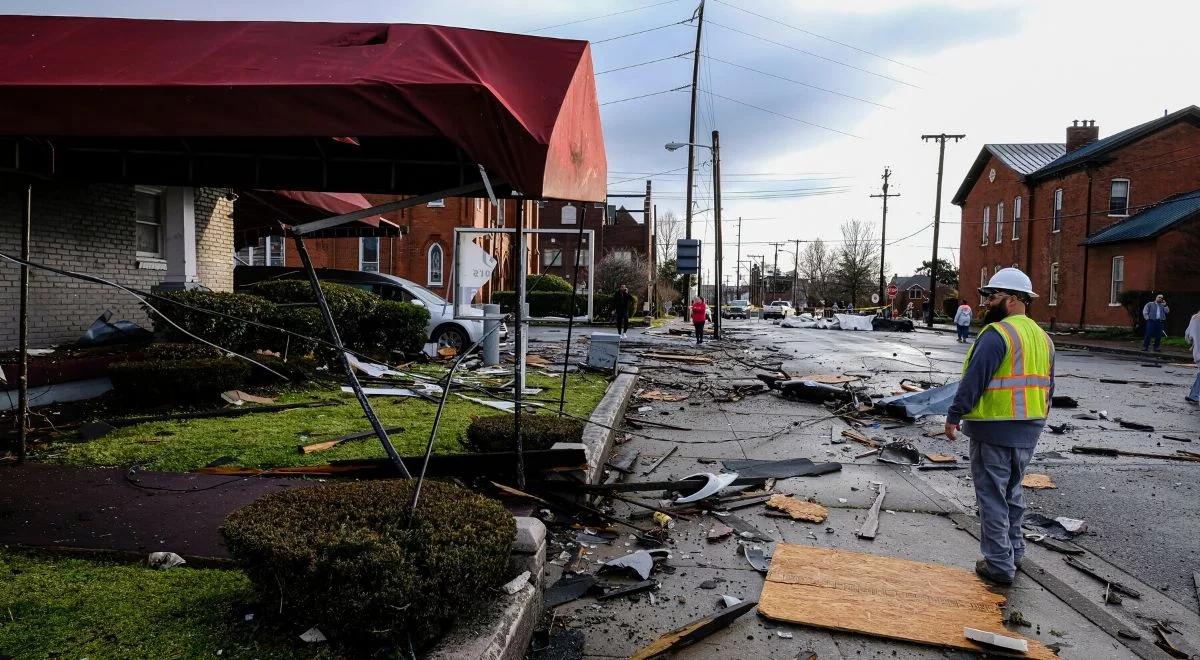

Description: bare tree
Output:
[655,210,682,263]
[834,219,880,306]
[596,250,649,295]
[798,238,836,305]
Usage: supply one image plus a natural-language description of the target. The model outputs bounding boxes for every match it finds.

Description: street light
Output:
[665,132,723,338]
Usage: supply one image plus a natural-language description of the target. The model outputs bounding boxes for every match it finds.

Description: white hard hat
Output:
[980,267,1038,298]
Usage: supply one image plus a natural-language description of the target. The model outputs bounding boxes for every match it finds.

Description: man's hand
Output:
[944,422,960,441]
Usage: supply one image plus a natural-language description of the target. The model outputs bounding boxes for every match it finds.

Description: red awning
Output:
[233,190,402,249]
[0,16,606,201]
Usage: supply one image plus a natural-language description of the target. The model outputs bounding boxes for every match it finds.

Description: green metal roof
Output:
[1082,189,1200,245]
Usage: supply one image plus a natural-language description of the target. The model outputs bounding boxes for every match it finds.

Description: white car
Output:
[763,300,793,319]
[235,266,506,351]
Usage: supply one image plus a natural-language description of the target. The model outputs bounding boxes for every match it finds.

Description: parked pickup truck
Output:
[762,300,793,320]
[722,299,752,319]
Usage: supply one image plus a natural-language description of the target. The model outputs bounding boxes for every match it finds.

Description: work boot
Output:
[975,560,1013,587]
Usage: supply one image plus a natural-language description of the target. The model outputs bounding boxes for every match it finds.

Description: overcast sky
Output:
[9,0,1197,290]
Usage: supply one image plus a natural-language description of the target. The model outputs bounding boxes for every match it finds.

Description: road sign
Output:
[886,283,898,298]
[677,239,702,275]
[870,293,880,304]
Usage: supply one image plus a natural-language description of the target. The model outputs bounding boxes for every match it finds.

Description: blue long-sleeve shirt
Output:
[947,326,1054,448]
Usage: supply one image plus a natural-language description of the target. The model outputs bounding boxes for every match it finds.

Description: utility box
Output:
[587,332,621,371]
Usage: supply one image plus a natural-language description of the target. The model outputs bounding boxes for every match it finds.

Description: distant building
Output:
[953,107,1200,331]
[889,274,953,318]
[539,182,653,297]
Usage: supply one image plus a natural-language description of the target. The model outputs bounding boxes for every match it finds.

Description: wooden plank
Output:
[639,352,714,365]
[765,495,827,522]
[841,429,880,448]
[923,453,957,463]
[758,544,1055,659]
[857,484,886,539]
[630,600,756,659]
[1021,473,1057,489]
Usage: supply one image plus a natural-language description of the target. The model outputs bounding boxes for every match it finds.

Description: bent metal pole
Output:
[288,230,412,478]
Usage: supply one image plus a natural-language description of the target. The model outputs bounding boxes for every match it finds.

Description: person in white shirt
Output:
[1185,310,1200,404]
[954,299,974,343]
[1142,294,1170,352]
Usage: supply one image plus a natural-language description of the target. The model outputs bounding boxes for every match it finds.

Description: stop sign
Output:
[886,283,898,298]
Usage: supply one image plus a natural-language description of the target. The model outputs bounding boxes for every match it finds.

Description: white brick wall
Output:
[0,180,233,349]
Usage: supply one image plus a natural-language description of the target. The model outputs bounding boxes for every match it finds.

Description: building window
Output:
[427,198,445,208]
[236,235,285,266]
[561,205,577,225]
[980,267,987,304]
[611,249,635,263]
[996,202,1004,244]
[994,264,1002,275]
[908,286,924,300]
[1053,188,1063,232]
[981,206,990,246]
[359,237,380,273]
[135,185,165,257]
[475,198,483,211]
[577,240,591,265]
[1013,196,1022,240]
[427,243,444,285]
[1110,256,1124,305]
[1049,262,1059,306]
[1109,179,1130,216]
[542,248,563,267]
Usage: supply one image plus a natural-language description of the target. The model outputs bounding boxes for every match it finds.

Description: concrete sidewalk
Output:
[548,322,1199,659]
[921,322,1192,361]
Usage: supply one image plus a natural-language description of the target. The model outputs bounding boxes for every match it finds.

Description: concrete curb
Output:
[427,517,547,660]
[917,325,1189,362]
[581,366,639,484]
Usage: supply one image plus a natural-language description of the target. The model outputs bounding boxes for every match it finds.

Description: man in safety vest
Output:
[945,267,1055,587]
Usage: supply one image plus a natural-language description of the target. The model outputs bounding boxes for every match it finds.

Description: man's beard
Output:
[983,305,1009,324]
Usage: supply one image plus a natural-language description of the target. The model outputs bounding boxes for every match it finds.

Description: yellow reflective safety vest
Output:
[961,314,1054,421]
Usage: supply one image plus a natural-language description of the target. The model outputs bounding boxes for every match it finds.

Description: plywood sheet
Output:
[1021,473,1056,489]
[758,544,1055,659]
[765,495,827,522]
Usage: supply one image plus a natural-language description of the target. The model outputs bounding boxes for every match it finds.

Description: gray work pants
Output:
[969,439,1035,580]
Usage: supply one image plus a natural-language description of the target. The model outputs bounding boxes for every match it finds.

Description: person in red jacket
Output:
[691,297,708,345]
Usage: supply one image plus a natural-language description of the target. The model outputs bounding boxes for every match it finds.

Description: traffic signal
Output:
[677,238,701,275]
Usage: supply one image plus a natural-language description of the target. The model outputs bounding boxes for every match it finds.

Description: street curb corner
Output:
[581,367,639,484]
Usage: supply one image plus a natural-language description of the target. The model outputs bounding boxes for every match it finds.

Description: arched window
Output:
[427,243,444,286]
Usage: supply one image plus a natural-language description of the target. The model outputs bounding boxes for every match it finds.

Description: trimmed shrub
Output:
[222,480,515,649]
[364,300,431,355]
[491,291,587,318]
[148,291,277,353]
[246,280,377,346]
[245,355,322,385]
[463,413,585,453]
[108,358,251,401]
[528,272,574,292]
[260,305,328,361]
[142,342,223,361]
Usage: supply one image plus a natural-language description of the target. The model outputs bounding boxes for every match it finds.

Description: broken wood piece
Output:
[629,600,757,660]
[624,415,689,431]
[757,544,1055,659]
[639,352,714,365]
[1154,622,1200,659]
[437,346,458,358]
[711,512,774,542]
[605,447,639,474]
[641,446,678,475]
[220,390,275,405]
[963,628,1029,654]
[1163,435,1193,443]
[900,382,924,393]
[1021,473,1057,490]
[596,579,657,600]
[922,430,947,438]
[793,373,862,385]
[854,449,880,459]
[1062,556,1142,598]
[707,521,734,541]
[1071,445,1200,463]
[857,484,886,540]
[841,429,879,448]
[298,426,404,454]
[638,389,689,402]
[924,453,957,463]
[765,495,828,523]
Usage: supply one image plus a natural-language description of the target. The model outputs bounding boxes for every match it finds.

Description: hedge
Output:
[527,273,573,292]
[108,357,251,401]
[490,291,637,319]
[148,291,277,353]
[463,413,585,453]
[245,280,376,346]
[364,300,431,355]
[222,480,515,649]
[142,342,223,361]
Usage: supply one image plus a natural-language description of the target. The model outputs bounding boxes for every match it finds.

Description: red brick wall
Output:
[958,119,1200,328]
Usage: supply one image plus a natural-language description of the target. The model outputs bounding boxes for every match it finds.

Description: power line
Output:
[700,89,862,139]
[527,0,684,33]
[600,84,689,106]
[596,51,690,75]
[593,20,691,44]
[606,162,708,186]
[707,20,920,89]
[888,222,932,245]
[710,0,926,73]
[705,55,893,109]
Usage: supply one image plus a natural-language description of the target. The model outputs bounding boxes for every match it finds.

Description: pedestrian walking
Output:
[954,299,974,343]
[1186,309,1200,404]
[613,284,633,339]
[691,297,707,345]
[1142,294,1170,351]
[944,267,1054,587]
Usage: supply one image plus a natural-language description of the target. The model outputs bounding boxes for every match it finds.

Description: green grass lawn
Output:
[0,551,327,660]
[59,371,609,472]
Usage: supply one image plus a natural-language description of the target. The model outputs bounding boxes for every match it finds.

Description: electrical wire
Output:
[707,20,920,89]
[592,19,691,44]
[700,89,863,138]
[704,55,894,109]
[596,51,690,75]
[527,0,684,33]
[600,84,689,106]
[710,0,927,73]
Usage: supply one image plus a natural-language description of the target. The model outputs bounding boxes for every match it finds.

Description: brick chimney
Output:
[1066,119,1099,153]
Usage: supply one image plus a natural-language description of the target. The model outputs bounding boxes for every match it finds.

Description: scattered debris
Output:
[1051,395,1079,408]
[1071,445,1200,463]
[854,449,881,460]
[1024,514,1087,540]
[639,352,714,365]
[638,389,689,402]
[1062,556,1142,598]
[857,484,887,540]
[652,512,674,528]
[147,552,185,570]
[299,627,327,643]
[597,579,657,600]
[743,545,771,573]
[917,464,964,471]
[600,549,669,581]
[1021,473,1057,490]
[82,401,339,439]
[776,631,794,639]
[1025,534,1085,555]
[544,574,597,608]
[765,495,828,522]
[1164,435,1193,443]
[220,390,276,406]
[1115,418,1155,432]
[1103,582,1122,605]
[719,595,743,607]
[575,530,618,545]
[877,441,921,466]
[641,446,678,475]
[964,628,1029,653]
[500,571,531,595]
[1117,629,1142,641]
[1154,622,1200,659]
[674,472,740,504]
[629,599,757,660]
[298,426,404,454]
[758,375,865,404]
[714,512,774,542]
[605,447,639,474]
[874,380,960,420]
[924,453,957,463]
[841,429,880,448]
[1047,423,1073,434]
[699,579,722,590]
[707,522,734,541]
[1006,610,1032,627]
[719,458,842,479]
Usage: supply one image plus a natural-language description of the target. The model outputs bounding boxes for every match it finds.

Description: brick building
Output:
[953,107,1200,330]
[253,196,539,304]
[539,183,653,297]
[1,181,233,349]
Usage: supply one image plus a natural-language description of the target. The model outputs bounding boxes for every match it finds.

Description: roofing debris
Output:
[857,483,887,540]
[1021,473,1057,490]
[764,495,828,522]
[629,599,757,660]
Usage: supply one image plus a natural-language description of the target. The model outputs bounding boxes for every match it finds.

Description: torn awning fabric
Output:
[233,190,402,248]
[0,16,607,201]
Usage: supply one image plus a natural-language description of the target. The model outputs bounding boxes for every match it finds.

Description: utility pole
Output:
[791,238,802,309]
[768,241,785,303]
[920,133,965,327]
[711,129,723,339]
[735,217,742,299]
[683,0,705,298]
[870,167,900,308]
